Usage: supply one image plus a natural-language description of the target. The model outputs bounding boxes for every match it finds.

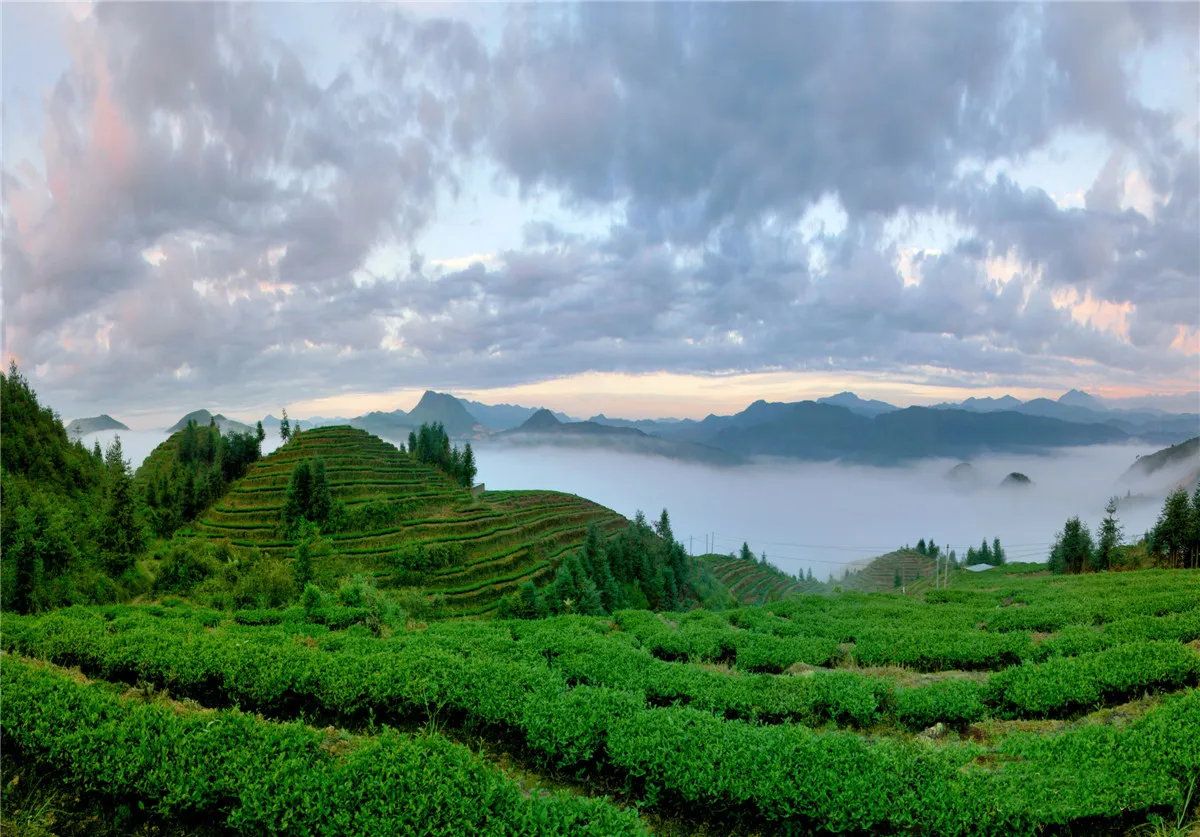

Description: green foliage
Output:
[138,419,262,539]
[1,363,113,612]
[985,642,1200,718]
[1149,486,1200,569]
[502,513,690,618]
[409,422,476,488]
[1,655,645,836]
[1096,496,1124,571]
[1049,516,1095,574]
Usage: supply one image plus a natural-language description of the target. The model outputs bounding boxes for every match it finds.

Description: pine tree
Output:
[462,443,477,488]
[283,459,313,528]
[98,436,144,574]
[309,459,333,527]
[280,409,291,443]
[1050,516,1093,574]
[740,542,754,563]
[1190,485,1200,570]
[917,538,927,555]
[256,421,266,445]
[980,538,992,565]
[1096,497,1123,571]
[992,537,1005,565]
[408,430,418,457]
[1152,487,1192,568]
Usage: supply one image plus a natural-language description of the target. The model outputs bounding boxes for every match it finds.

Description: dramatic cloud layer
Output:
[4,2,1197,418]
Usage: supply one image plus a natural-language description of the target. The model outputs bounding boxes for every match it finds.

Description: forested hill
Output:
[64,414,129,436]
[1,364,143,612]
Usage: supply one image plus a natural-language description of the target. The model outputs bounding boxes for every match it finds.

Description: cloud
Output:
[3,2,1196,419]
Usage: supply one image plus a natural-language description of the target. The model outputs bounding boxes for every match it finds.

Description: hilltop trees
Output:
[408,422,477,489]
[141,420,261,538]
[965,537,1006,567]
[280,409,291,443]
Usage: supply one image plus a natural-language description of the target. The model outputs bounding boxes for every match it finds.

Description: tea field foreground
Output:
[4,566,1199,836]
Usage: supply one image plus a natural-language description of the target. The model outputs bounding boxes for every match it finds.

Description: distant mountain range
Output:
[494,409,740,465]
[169,387,1197,466]
[64,414,129,437]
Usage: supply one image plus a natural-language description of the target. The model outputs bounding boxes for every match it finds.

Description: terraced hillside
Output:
[182,425,628,615]
[841,549,938,594]
[699,553,823,604]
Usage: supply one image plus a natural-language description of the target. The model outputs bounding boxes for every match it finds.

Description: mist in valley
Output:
[475,440,1188,580]
[84,426,1191,581]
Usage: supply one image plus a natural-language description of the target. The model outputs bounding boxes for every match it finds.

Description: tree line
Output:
[1049,485,1200,574]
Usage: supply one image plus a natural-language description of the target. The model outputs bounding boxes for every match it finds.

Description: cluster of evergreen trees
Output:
[282,459,335,534]
[1048,485,1200,574]
[141,419,263,538]
[1,364,147,612]
[1049,497,1124,574]
[1146,485,1200,570]
[405,422,477,489]
[965,537,1006,567]
[500,510,691,617]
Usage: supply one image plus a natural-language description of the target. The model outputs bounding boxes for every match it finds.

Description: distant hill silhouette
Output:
[167,410,255,435]
[1120,437,1200,493]
[1001,472,1033,488]
[65,414,129,437]
[460,399,575,430]
[498,409,740,465]
[654,401,1129,465]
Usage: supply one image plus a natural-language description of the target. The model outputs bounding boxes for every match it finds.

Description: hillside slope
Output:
[1122,437,1199,481]
[840,550,939,594]
[697,554,823,604]
[183,426,628,616]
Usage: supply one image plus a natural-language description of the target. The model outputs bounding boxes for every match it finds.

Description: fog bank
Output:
[475,442,1180,580]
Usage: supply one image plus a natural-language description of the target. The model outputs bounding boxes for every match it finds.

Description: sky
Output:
[3,2,1199,428]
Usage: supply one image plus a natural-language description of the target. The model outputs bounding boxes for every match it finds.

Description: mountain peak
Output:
[405,391,479,436]
[1057,389,1104,409]
[520,408,562,431]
